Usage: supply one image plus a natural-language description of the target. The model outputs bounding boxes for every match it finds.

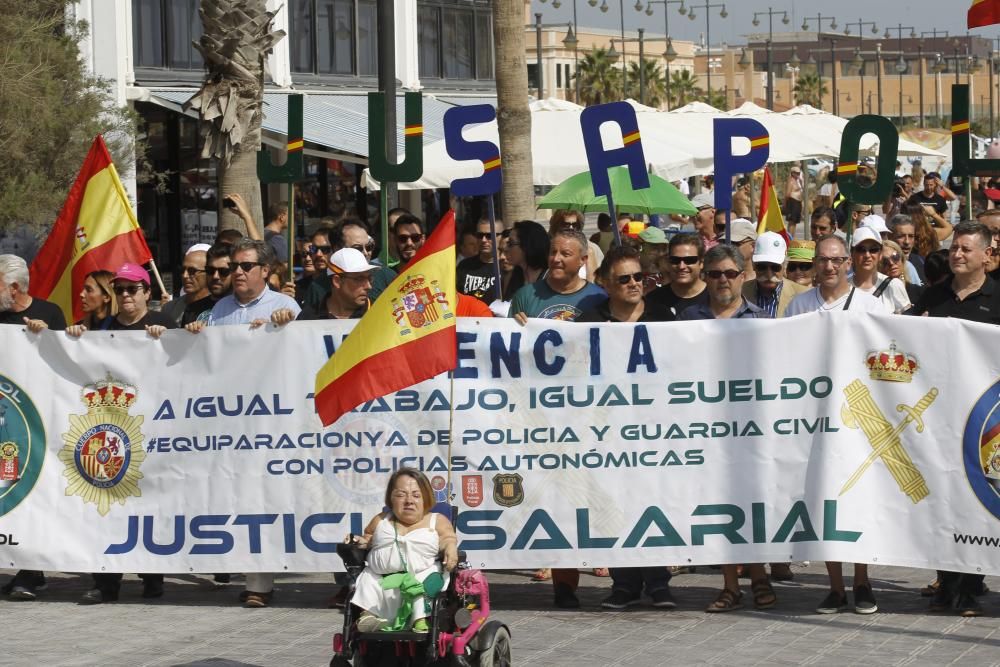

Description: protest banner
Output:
[1,315,998,574]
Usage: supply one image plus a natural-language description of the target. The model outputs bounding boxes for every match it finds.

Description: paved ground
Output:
[1,564,997,666]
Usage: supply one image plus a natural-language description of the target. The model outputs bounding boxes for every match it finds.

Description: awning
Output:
[140,88,485,164]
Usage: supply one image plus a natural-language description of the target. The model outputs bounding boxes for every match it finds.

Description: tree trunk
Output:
[492,0,534,223]
[187,0,284,233]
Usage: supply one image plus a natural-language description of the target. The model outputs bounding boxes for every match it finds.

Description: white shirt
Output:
[783,285,883,317]
[852,272,912,314]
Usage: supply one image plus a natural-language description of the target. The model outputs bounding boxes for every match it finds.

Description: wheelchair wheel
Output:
[476,626,511,667]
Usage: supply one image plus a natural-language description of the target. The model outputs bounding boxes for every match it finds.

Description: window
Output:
[291,0,378,76]
[132,0,203,70]
[418,0,494,81]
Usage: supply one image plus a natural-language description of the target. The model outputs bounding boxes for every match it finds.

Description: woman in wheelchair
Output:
[350,468,459,634]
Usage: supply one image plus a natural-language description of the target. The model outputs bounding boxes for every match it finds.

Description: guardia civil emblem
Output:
[492,473,524,508]
[390,274,453,337]
[59,375,146,515]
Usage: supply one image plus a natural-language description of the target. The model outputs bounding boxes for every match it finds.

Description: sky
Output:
[528,0,999,46]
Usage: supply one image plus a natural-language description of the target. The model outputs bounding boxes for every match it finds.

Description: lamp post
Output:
[611,29,649,102]
[883,24,916,127]
[599,0,644,102]
[844,18,879,109]
[931,53,946,120]
[538,0,581,102]
[801,14,838,114]
[644,0,687,111]
[786,52,800,106]
[839,90,853,115]
[875,42,883,115]
[686,1,729,102]
[531,14,578,100]
[751,7,789,110]
[920,31,950,127]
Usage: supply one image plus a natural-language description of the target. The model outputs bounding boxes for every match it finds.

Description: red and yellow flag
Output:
[29,135,152,323]
[969,0,1000,28]
[314,211,458,426]
[756,167,791,244]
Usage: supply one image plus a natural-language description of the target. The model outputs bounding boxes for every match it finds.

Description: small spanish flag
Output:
[969,0,1000,28]
[29,135,153,323]
[314,211,458,426]
[756,167,791,244]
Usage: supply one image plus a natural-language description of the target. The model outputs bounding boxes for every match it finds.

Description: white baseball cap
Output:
[752,231,787,264]
[186,243,212,255]
[328,248,379,275]
[691,192,715,210]
[851,226,883,248]
[860,214,890,235]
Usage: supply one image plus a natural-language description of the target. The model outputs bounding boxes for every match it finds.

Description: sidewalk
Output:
[2,564,996,666]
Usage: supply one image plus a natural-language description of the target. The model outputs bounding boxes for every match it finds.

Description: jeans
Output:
[93,573,163,594]
[610,567,672,596]
[936,570,985,597]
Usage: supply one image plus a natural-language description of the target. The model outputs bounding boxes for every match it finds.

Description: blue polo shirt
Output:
[207,288,301,326]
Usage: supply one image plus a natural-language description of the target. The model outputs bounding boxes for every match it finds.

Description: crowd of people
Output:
[1,168,998,618]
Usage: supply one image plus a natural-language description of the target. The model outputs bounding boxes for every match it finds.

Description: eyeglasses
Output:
[753,263,782,273]
[669,255,700,265]
[614,272,645,285]
[113,285,145,296]
[350,242,376,253]
[853,245,882,256]
[786,262,813,272]
[815,256,849,267]
[706,269,742,280]
[881,253,902,265]
[207,266,232,278]
[309,244,332,255]
[182,267,206,277]
[229,261,264,273]
[397,233,424,243]
[475,232,493,240]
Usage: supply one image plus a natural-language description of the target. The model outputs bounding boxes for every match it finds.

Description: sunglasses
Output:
[562,222,583,231]
[350,242,377,253]
[309,244,332,255]
[614,272,645,285]
[706,269,742,280]
[669,255,700,265]
[229,261,264,273]
[753,263,782,273]
[786,262,813,272]
[853,245,882,255]
[113,285,145,296]
[880,253,903,264]
[397,233,424,243]
[207,266,232,278]
[475,232,494,240]
[182,266,206,277]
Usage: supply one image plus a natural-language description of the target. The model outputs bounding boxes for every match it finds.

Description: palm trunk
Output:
[492,0,534,223]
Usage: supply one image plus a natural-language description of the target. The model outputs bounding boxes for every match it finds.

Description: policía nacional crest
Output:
[58,374,146,516]
[390,274,453,337]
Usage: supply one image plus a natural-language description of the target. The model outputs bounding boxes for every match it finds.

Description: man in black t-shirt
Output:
[905,172,954,230]
[457,219,501,304]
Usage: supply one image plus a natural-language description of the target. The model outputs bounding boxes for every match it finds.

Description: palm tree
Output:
[701,88,729,111]
[492,0,535,223]
[625,59,667,108]
[793,71,828,108]
[573,49,621,106]
[667,69,702,109]
[187,1,284,233]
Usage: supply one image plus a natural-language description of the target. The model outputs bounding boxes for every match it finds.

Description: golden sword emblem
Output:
[839,380,937,504]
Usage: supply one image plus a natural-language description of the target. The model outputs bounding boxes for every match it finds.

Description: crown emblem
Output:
[865,341,918,383]
[399,275,427,294]
[81,374,138,412]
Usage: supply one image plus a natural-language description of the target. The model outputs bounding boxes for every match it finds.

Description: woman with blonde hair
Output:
[880,239,924,306]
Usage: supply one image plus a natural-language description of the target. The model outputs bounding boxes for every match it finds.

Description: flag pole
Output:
[486,196,502,299]
[446,370,456,503]
[148,258,167,297]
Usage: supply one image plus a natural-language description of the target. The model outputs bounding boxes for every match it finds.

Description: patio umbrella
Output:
[537,166,697,216]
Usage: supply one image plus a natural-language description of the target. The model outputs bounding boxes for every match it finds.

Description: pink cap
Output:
[114,262,150,285]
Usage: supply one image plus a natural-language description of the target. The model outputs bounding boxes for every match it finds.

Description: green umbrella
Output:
[537,166,698,216]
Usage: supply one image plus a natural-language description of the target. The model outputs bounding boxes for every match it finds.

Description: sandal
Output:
[532,568,552,581]
[920,578,940,597]
[705,588,743,613]
[751,578,777,609]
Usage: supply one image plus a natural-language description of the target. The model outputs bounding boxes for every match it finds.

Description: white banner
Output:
[1,313,999,574]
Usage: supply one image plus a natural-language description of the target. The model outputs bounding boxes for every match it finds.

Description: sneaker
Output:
[853,585,878,615]
[80,588,117,604]
[601,589,641,610]
[553,582,580,609]
[213,574,231,585]
[816,590,848,614]
[8,585,38,601]
[929,589,954,612]
[956,593,983,617]
[244,591,272,608]
[142,580,164,599]
[357,612,388,632]
[328,586,350,609]
[650,588,677,609]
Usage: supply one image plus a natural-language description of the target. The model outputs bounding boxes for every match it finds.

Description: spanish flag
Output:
[314,211,458,426]
[29,135,152,323]
[969,0,1000,28]
[756,166,791,244]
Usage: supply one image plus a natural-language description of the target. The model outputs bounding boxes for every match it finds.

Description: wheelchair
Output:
[330,537,511,666]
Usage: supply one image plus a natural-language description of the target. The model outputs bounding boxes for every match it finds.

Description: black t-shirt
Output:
[296,299,368,320]
[108,310,178,331]
[181,295,217,326]
[577,297,676,322]
[0,298,66,330]
[910,275,1000,323]
[646,285,710,319]
[457,256,498,304]
[905,191,949,216]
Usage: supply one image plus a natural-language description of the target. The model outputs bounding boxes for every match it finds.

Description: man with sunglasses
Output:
[457,219,503,305]
[742,232,808,319]
[369,214,427,302]
[784,236,882,318]
[647,233,709,317]
[679,245,765,321]
[161,245,214,326]
[578,244,674,324]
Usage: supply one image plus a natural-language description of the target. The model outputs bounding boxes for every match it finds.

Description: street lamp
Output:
[932,52,946,120]
[801,13,837,33]
[687,1,728,103]
[644,0,687,110]
[610,28,649,102]
[884,24,916,127]
[538,0,583,101]
[752,7,790,110]
[531,13,577,100]
[875,42,883,115]
[844,18,879,109]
